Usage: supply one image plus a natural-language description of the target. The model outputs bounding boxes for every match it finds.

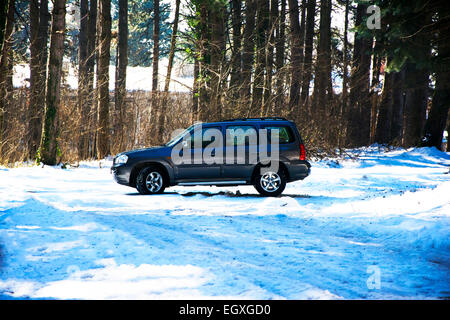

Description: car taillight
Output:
[300,143,306,160]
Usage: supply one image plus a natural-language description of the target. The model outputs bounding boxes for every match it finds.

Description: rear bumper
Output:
[111,164,132,186]
[287,160,311,182]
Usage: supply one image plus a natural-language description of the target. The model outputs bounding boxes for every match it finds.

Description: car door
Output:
[173,125,223,181]
[222,124,258,179]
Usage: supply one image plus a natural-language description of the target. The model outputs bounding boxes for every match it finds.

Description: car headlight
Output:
[115,154,128,165]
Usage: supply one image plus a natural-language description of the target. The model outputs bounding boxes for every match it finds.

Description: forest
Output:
[0,0,448,165]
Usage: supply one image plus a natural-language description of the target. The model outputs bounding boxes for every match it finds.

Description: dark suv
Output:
[111,117,310,196]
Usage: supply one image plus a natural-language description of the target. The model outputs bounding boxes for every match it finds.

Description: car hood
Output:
[118,146,171,159]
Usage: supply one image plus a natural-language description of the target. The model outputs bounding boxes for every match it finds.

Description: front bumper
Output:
[111,164,132,186]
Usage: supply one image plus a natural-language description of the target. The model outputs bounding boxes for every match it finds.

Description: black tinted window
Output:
[262,126,295,144]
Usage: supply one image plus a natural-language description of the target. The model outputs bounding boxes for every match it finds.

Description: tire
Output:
[136,166,166,195]
[253,167,287,197]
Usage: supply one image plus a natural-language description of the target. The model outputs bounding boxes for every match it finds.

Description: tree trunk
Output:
[0,0,9,52]
[229,0,242,109]
[197,4,210,122]
[150,0,160,143]
[114,0,128,151]
[85,0,97,159]
[374,69,394,144]
[28,0,49,159]
[347,3,372,146]
[390,68,405,144]
[209,2,226,120]
[251,0,269,116]
[420,8,449,151]
[447,120,450,152]
[402,62,429,147]
[262,0,278,116]
[192,57,199,122]
[77,0,89,159]
[29,0,40,157]
[312,0,332,120]
[287,0,304,119]
[160,0,180,136]
[240,0,256,112]
[274,0,285,114]
[0,0,14,160]
[341,0,349,120]
[39,0,66,165]
[96,0,111,159]
[164,0,180,93]
[300,0,315,110]
[152,0,160,93]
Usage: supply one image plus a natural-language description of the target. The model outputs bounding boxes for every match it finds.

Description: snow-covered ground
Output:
[0,147,449,299]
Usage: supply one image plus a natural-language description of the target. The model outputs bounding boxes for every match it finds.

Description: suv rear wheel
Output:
[253,169,287,197]
[136,166,166,195]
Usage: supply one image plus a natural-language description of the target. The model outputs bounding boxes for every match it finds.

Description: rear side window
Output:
[262,126,295,144]
[226,125,258,146]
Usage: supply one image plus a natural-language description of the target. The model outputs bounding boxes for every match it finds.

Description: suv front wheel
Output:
[136,166,166,195]
[253,169,287,197]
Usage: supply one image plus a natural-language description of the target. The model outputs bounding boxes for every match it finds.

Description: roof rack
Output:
[221,117,288,122]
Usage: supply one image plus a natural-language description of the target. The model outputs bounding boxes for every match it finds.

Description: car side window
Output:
[262,126,295,144]
[225,125,258,146]
[188,126,222,149]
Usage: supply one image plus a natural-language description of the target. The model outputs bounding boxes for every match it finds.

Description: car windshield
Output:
[164,124,195,147]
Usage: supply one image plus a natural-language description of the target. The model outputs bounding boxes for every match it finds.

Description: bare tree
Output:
[262,0,278,116]
[164,0,180,93]
[287,0,304,118]
[159,0,181,138]
[29,0,50,159]
[209,1,226,120]
[300,0,315,109]
[347,2,372,146]
[78,0,89,158]
[341,0,349,119]
[114,0,128,151]
[240,0,257,112]
[0,0,9,51]
[229,0,242,109]
[96,0,111,159]
[150,0,160,143]
[251,0,269,115]
[39,0,66,165]
[274,0,286,114]
[85,0,97,159]
[312,0,332,120]
[0,0,14,159]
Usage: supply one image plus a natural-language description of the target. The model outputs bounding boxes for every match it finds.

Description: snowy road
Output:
[0,147,449,299]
